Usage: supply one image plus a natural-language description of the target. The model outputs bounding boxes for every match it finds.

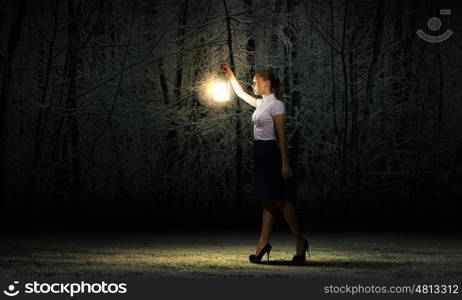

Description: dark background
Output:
[1,0,462,229]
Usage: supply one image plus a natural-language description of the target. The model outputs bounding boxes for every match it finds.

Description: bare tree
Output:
[0,0,28,214]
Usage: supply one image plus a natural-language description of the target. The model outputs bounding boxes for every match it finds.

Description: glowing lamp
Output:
[213,72,230,102]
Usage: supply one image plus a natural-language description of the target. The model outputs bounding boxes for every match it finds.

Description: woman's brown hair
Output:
[255,69,283,100]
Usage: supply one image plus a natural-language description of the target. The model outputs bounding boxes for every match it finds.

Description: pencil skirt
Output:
[253,139,286,202]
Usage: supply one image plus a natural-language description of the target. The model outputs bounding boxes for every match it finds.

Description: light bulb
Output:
[213,81,230,102]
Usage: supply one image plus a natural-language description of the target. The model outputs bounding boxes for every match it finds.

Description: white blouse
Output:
[252,93,285,140]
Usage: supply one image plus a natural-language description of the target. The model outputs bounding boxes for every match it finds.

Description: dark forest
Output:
[1,0,462,229]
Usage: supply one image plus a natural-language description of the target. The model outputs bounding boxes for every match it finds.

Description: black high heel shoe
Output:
[292,239,310,264]
[249,243,272,263]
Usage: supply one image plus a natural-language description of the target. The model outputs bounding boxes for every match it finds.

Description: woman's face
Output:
[252,74,270,96]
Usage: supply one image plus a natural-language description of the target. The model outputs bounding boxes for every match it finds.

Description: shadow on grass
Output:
[255,259,411,269]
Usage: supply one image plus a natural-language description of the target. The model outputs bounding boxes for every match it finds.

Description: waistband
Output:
[253,139,278,144]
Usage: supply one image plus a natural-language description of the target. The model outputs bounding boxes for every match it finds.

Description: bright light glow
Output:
[213,81,230,102]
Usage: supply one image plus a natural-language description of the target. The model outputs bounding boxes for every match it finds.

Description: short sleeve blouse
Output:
[251,93,285,140]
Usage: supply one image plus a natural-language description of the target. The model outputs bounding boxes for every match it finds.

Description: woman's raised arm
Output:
[221,63,257,108]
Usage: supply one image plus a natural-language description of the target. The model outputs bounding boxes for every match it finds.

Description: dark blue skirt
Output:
[254,140,286,202]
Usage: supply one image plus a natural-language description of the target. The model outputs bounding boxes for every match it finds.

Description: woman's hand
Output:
[282,162,293,180]
[221,62,257,107]
[221,62,234,77]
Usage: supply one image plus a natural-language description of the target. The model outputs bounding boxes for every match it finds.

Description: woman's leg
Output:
[276,198,305,255]
[256,200,278,254]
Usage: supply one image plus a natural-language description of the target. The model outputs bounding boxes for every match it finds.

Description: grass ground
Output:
[1,229,461,278]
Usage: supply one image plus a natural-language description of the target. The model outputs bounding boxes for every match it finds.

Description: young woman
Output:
[221,63,309,264]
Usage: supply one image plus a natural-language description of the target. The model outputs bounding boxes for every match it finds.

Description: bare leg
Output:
[256,200,278,254]
[276,198,305,255]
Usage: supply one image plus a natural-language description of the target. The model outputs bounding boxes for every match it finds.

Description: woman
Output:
[221,63,309,264]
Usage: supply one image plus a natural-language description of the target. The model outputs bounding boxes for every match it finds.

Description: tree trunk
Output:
[340,0,349,187]
[25,0,59,206]
[174,0,189,103]
[348,5,359,194]
[243,0,255,215]
[156,1,190,225]
[358,0,385,190]
[329,0,341,156]
[157,57,169,105]
[65,0,82,209]
[285,0,301,203]
[223,0,244,221]
[0,0,28,215]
